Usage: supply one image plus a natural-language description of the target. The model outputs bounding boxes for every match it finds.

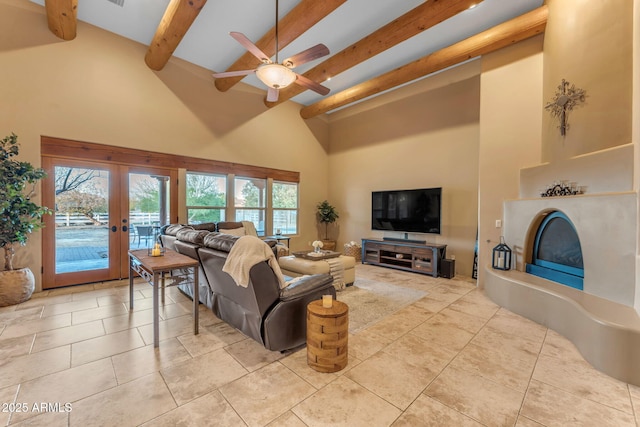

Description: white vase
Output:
[0,267,35,307]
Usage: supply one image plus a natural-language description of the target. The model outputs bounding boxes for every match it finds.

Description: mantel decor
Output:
[540,181,584,197]
[545,79,586,136]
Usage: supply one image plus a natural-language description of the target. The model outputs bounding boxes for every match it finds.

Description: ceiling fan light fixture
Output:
[256,63,297,89]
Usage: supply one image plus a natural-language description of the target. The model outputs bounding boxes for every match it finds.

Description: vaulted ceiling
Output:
[36,0,546,118]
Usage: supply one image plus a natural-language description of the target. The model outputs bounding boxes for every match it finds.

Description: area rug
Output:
[336,278,427,332]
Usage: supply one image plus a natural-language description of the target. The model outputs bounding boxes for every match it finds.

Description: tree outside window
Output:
[235,177,265,235]
[55,167,108,225]
[272,182,298,235]
[186,173,226,224]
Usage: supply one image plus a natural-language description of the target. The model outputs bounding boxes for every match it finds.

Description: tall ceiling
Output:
[32,0,545,115]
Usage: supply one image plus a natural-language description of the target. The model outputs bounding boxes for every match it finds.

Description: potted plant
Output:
[316,200,339,251]
[0,133,50,306]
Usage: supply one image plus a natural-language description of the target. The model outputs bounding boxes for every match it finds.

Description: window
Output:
[234,177,266,235]
[272,181,298,235]
[184,173,298,236]
[186,173,226,224]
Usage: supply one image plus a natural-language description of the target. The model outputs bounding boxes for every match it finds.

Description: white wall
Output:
[634,0,640,311]
[478,36,544,284]
[327,62,481,276]
[542,0,633,159]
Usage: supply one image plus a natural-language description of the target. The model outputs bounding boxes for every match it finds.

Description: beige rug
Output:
[336,278,427,332]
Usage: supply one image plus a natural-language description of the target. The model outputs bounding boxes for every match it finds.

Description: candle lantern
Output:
[147,226,165,257]
[492,236,511,270]
[322,294,333,308]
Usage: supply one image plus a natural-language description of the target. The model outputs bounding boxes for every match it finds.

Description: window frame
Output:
[185,172,227,225]
[233,176,267,236]
[271,180,299,236]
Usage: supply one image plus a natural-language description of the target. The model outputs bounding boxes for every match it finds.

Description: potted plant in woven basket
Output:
[316,200,339,251]
[0,133,50,306]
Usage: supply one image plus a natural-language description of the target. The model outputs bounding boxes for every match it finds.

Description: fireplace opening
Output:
[525,211,584,290]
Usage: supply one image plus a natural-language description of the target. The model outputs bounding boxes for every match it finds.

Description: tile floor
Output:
[0,264,639,426]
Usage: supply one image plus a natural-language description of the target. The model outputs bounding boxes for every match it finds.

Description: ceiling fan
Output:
[212,0,331,102]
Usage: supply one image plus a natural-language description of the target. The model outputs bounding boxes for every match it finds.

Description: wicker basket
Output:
[343,245,362,262]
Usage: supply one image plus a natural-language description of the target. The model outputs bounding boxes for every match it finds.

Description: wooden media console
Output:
[361,238,447,277]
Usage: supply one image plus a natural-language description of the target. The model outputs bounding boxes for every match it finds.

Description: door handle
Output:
[122,225,128,232]
[111,226,117,232]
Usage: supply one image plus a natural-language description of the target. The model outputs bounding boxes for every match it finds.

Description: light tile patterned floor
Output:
[0,264,639,426]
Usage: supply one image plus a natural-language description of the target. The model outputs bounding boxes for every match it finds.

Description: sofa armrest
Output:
[280,273,334,302]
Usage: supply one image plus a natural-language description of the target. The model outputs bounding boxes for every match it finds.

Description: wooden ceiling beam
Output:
[214,0,346,93]
[145,0,208,71]
[267,0,483,108]
[300,5,548,119]
[44,0,78,41]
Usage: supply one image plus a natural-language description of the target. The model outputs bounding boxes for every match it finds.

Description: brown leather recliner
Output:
[160,225,335,351]
[160,224,279,307]
[198,233,335,351]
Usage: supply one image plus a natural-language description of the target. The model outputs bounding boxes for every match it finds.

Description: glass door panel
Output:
[42,158,120,288]
[120,168,174,278]
[42,159,178,289]
[55,166,111,273]
[128,172,170,249]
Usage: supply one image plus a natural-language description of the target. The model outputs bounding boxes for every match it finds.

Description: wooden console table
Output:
[361,238,447,277]
[128,249,199,347]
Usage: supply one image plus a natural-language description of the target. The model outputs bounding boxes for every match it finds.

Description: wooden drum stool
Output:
[306,299,349,373]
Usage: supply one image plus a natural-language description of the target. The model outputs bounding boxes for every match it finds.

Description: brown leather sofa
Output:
[160,224,335,351]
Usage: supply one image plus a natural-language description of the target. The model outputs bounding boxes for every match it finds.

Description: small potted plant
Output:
[316,200,339,251]
[0,133,50,306]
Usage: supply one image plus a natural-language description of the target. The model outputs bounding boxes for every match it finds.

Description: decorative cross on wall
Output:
[545,79,586,136]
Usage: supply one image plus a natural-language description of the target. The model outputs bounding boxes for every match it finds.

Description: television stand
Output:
[382,235,426,244]
[362,238,447,277]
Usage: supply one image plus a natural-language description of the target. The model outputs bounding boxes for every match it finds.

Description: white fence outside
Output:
[55,212,160,227]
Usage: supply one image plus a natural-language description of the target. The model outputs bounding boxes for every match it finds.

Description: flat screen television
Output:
[372,187,442,234]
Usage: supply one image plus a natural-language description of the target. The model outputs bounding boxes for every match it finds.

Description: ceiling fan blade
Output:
[230,32,271,63]
[294,73,330,96]
[282,44,330,68]
[212,69,255,78]
[266,87,279,102]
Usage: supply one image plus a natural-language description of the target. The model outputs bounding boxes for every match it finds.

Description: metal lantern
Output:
[492,236,511,271]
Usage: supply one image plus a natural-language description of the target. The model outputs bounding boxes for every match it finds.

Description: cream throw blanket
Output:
[222,235,287,289]
[241,221,258,236]
[326,257,346,291]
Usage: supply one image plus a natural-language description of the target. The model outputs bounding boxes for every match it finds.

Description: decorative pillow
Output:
[219,227,245,237]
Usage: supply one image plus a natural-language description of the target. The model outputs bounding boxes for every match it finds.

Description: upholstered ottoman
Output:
[279,255,356,289]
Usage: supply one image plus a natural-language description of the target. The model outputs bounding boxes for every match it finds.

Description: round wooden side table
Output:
[306,299,349,373]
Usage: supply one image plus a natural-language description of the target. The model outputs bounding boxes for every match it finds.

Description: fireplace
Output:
[483,145,640,386]
[525,211,584,290]
[497,192,637,307]
[484,190,640,386]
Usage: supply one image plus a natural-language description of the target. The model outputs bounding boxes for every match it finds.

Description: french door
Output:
[41,158,176,289]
